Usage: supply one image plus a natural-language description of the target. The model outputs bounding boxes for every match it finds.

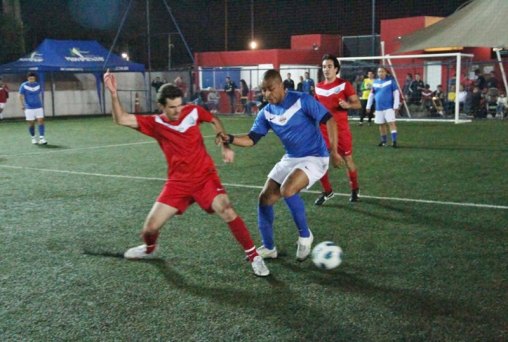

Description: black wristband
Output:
[227,134,235,144]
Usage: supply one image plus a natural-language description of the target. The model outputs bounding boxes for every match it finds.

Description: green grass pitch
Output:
[0,116,507,341]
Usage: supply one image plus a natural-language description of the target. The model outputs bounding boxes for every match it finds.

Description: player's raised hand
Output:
[104,70,117,94]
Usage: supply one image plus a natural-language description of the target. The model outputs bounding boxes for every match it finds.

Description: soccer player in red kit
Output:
[314,54,361,204]
[103,71,269,277]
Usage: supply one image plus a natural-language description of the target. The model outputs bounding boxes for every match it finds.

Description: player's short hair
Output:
[263,69,282,83]
[322,54,340,73]
[157,83,183,105]
[27,71,37,78]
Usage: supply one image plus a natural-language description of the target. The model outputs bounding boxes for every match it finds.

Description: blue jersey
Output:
[371,77,398,110]
[250,91,329,158]
[19,81,42,109]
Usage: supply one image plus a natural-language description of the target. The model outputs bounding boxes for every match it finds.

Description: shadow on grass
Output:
[36,144,65,149]
[137,258,358,339]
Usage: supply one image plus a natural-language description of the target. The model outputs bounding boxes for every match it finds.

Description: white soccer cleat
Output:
[256,245,278,259]
[124,244,157,259]
[296,230,314,261]
[251,255,270,277]
[31,137,37,144]
[38,137,47,145]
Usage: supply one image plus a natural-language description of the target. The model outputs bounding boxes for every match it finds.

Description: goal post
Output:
[337,52,475,124]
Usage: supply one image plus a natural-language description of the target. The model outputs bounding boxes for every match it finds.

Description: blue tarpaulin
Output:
[0,39,145,114]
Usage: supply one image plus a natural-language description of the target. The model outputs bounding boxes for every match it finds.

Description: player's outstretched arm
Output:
[210,116,234,163]
[104,71,138,128]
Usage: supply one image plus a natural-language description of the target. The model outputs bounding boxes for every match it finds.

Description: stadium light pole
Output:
[249,0,257,49]
[371,0,376,56]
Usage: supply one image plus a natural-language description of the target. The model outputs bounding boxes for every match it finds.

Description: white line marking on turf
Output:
[1,164,507,210]
[0,134,220,158]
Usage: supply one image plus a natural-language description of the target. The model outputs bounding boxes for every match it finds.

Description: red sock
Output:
[348,169,359,190]
[227,216,258,261]
[142,231,160,254]
[320,172,333,193]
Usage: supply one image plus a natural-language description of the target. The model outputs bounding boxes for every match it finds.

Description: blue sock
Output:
[391,130,397,142]
[381,135,387,143]
[284,194,310,238]
[38,124,45,137]
[29,126,35,136]
[258,205,275,249]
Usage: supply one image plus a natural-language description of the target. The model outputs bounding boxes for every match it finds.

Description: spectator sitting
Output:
[471,86,484,118]
[446,85,456,114]
[432,85,445,116]
[421,84,434,115]
[206,88,220,114]
[496,91,507,118]
[456,84,468,113]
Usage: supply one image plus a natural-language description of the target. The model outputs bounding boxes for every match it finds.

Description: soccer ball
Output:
[311,241,343,270]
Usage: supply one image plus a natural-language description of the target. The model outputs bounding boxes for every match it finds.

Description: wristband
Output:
[227,134,235,144]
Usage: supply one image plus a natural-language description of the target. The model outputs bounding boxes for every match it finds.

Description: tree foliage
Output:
[0,13,25,63]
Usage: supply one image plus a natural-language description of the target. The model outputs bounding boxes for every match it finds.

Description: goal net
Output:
[338,53,477,123]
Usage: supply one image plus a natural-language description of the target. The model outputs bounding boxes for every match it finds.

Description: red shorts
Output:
[320,118,353,157]
[156,172,227,214]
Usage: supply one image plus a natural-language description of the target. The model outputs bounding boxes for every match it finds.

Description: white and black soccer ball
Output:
[311,241,343,270]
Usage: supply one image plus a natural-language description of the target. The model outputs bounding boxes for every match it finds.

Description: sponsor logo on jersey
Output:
[372,80,393,89]
[264,99,301,126]
[155,108,199,133]
[315,83,346,97]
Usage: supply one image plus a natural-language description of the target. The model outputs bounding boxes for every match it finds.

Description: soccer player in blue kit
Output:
[366,66,400,147]
[19,72,47,145]
[220,69,341,261]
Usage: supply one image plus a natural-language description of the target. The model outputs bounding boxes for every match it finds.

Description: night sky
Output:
[15,0,470,69]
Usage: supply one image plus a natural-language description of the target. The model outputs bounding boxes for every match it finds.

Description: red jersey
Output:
[136,104,216,182]
[314,78,355,122]
[0,85,9,103]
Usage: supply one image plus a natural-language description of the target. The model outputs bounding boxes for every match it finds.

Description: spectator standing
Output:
[239,79,251,115]
[408,73,424,105]
[151,76,164,93]
[296,75,304,92]
[359,71,375,125]
[283,73,295,91]
[19,72,47,145]
[366,66,400,148]
[0,79,9,120]
[486,71,498,89]
[224,76,237,113]
[402,73,413,100]
[302,71,315,95]
[174,76,188,100]
[474,69,486,90]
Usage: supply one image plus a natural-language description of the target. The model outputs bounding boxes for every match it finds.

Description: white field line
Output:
[1,164,507,210]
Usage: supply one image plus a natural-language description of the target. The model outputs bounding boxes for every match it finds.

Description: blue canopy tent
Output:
[0,39,145,115]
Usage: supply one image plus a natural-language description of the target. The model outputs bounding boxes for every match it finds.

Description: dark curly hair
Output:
[157,83,183,105]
